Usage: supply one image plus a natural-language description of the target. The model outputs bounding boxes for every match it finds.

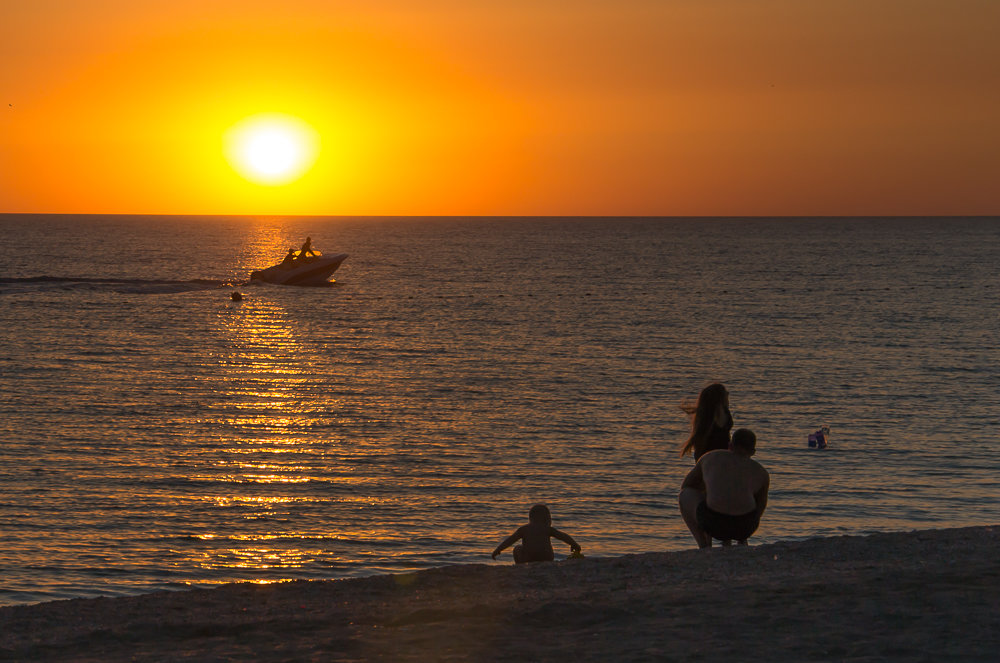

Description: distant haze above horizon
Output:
[2,1,998,217]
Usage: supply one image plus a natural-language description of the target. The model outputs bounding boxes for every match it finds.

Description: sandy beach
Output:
[2,525,997,662]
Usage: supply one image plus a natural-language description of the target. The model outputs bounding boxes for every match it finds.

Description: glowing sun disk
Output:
[224,114,320,185]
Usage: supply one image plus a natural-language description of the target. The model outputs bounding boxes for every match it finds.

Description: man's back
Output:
[699,449,769,515]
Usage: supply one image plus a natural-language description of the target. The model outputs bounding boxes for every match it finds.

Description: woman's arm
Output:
[681,461,705,492]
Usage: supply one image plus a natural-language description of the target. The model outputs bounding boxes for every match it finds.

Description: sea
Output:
[1,215,998,607]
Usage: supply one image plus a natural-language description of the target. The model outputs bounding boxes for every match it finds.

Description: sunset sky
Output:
[1,0,997,216]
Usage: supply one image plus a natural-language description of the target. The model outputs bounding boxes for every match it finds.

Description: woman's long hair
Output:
[680,383,733,458]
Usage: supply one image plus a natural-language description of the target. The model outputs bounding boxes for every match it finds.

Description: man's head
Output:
[731,428,757,455]
[528,503,552,526]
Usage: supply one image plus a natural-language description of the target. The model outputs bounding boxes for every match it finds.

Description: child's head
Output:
[528,503,552,526]
[731,428,757,455]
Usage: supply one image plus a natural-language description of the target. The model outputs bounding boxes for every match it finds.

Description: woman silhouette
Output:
[679,383,733,461]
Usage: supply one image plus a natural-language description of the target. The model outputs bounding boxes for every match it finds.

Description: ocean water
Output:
[0,215,997,606]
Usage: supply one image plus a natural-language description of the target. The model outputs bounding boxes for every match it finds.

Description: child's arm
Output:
[550,527,581,553]
[492,527,524,559]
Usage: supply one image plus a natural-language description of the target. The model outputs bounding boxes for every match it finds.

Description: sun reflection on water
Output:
[234,223,299,279]
[201,547,313,570]
[208,474,315,484]
[205,285,348,577]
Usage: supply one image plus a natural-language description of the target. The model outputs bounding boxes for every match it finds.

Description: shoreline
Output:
[2,525,997,662]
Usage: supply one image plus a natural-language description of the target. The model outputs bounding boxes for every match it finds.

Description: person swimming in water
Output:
[492,504,581,563]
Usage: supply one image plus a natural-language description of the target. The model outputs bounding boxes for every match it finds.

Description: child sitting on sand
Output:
[492,504,582,563]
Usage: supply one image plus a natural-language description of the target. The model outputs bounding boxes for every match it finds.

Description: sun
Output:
[224,113,320,185]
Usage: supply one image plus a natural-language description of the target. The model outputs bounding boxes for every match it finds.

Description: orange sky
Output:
[1,0,998,216]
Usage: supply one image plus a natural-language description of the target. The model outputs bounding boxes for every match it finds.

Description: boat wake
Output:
[0,276,230,295]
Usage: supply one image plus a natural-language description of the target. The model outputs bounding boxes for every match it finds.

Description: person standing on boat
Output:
[297,237,317,259]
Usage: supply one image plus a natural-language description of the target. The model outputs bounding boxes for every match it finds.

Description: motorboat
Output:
[250,249,348,286]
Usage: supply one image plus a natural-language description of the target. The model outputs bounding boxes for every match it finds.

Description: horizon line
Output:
[1,212,997,219]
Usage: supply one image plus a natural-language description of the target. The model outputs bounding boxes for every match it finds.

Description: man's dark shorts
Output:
[696,501,760,541]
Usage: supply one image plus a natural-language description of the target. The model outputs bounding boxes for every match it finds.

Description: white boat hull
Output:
[250,253,348,286]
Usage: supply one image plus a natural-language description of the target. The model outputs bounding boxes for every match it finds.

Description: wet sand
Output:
[2,525,997,662]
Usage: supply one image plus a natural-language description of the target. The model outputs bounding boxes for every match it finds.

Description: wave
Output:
[0,276,231,295]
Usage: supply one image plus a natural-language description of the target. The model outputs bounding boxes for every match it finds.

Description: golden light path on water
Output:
[198,226,325,580]
[185,226,421,585]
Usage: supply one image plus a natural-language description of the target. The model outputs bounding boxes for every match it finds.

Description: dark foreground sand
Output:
[2,526,997,662]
